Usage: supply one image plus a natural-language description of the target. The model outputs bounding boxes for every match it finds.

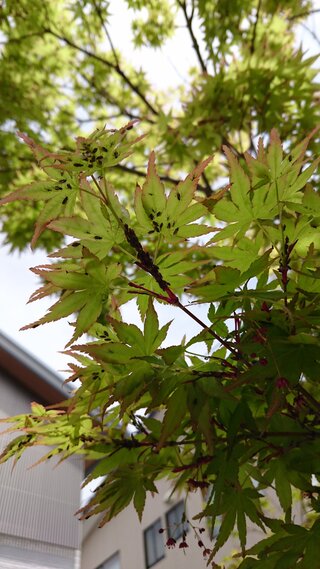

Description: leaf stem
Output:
[176,300,239,357]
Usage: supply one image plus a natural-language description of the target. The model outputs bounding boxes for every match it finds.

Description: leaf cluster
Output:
[0,0,319,251]
[1,123,320,567]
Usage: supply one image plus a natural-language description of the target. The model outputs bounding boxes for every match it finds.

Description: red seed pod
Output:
[276,377,289,389]
[261,301,270,312]
[166,537,176,549]
[187,478,209,489]
[294,395,305,409]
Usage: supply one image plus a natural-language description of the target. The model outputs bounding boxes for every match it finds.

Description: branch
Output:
[221,135,243,159]
[2,31,44,45]
[298,22,320,47]
[200,170,212,196]
[252,430,320,438]
[193,120,244,159]
[288,8,320,21]
[115,163,212,196]
[191,156,213,196]
[91,0,120,68]
[78,71,156,125]
[250,0,262,54]
[177,0,207,73]
[121,219,239,356]
[76,113,124,124]
[43,28,159,116]
[177,301,240,357]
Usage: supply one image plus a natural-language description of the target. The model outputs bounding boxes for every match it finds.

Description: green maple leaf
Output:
[211,146,254,242]
[0,169,80,246]
[0,122,140,245]
[75,301,171,367]
[143,299,172,354]
[49,184,123,259]
[22,258,121,345]
[134,151,213,240]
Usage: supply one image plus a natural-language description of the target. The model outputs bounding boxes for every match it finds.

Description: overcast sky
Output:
[0,2,319,379]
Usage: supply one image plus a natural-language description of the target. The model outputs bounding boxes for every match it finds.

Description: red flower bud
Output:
[179,541,189,549]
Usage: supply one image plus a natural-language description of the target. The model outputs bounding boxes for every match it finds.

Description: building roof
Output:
[0,332,71,404]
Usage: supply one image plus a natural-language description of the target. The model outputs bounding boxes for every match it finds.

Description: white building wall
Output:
[0,534,80,569]
[81,479,214,569]
[81,471,306,569]
[0,369,83,569]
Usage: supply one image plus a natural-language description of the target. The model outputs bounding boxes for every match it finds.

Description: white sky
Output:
[0,2,319,378]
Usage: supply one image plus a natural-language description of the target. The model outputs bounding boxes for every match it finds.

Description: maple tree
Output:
[1,121,320,568]
[0,1,320,568]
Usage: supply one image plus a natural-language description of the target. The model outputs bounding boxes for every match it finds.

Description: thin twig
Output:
[91,0,120,67]
[298,22,320,47]
[177,0,207,73]
[2,31,44,44]
[177,300,240,357]
[250,0,262,54]
[221,135,243,159]
[76,114,124,124]
[288,8,320,21]
[199,168,212,196]
[251,430,320,438]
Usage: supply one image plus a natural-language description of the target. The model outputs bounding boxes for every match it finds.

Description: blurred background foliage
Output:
[0,0,319,250]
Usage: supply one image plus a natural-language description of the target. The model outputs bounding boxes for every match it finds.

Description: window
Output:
[166,501,189,540]
[96,552,120,569]
[144,518,165,568]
